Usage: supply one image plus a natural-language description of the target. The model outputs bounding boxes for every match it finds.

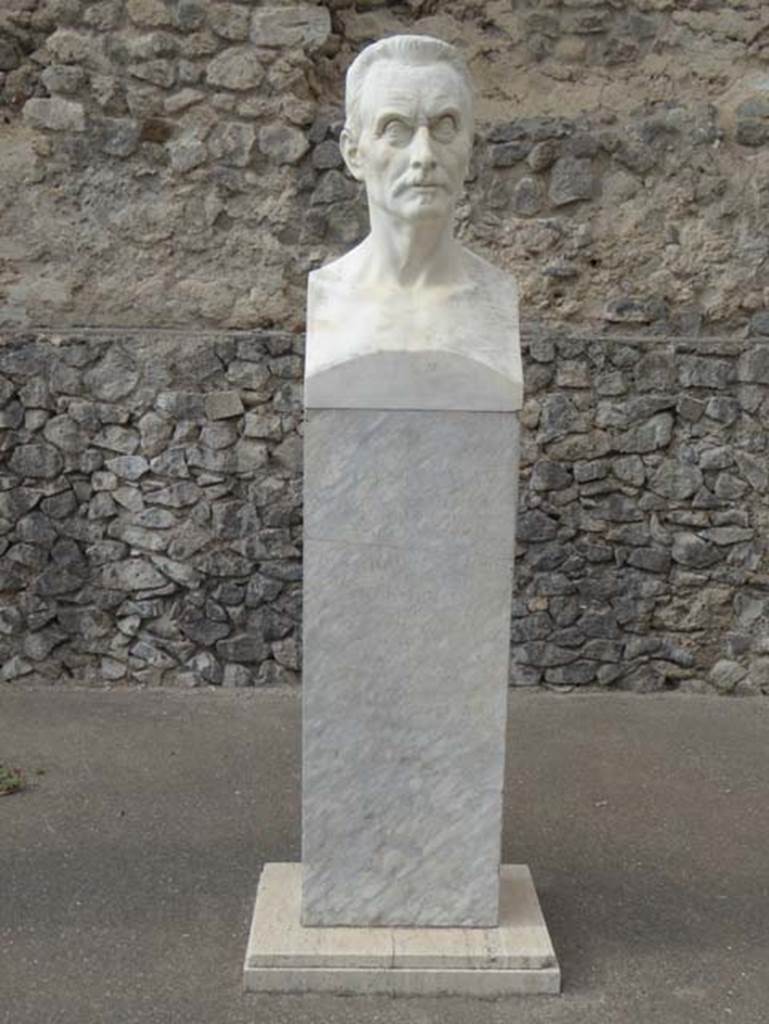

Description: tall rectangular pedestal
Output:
[301,409,519,927]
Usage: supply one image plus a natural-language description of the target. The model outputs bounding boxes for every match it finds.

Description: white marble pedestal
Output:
[301,408,519,927]
[244,864,560,996]
[240,300,562,992]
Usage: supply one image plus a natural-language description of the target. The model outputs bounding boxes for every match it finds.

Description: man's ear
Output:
[340,128,365,182]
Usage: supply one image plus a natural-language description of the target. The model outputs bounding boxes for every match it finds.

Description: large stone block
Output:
[301,408,519,927]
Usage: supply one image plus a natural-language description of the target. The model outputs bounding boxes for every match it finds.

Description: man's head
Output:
[340,35,474,226]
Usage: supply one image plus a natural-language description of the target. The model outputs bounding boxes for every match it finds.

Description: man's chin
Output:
[393,196,452,222]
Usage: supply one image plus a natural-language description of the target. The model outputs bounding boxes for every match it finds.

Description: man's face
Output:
[343,60,473,225]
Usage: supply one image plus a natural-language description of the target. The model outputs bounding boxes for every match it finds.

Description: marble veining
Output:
[301,410,518,926]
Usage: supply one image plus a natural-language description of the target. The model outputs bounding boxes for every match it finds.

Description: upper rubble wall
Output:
[2,1,769,333]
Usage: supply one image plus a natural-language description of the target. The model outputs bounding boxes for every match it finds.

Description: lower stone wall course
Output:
[0,328,303,688]
[0,326,767,694]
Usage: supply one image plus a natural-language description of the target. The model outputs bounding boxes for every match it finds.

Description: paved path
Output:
[1,687,768,1024]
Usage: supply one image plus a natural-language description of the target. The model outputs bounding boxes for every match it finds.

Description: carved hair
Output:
[344,34,473,140]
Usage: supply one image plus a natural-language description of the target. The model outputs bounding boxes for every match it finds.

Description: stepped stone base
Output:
[243,863,561,997]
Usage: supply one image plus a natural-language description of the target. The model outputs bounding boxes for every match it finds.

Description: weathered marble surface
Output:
[245,863,561,995]
[301,408,519,927]
[304,348,521,413]
[305,253,522,411]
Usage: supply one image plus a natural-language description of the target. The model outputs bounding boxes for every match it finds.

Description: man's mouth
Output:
[392,180,448,199]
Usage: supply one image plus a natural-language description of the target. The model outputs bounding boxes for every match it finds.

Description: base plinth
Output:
[243,864,560,996]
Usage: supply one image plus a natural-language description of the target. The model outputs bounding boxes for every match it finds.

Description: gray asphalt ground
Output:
[1,686,768,1024]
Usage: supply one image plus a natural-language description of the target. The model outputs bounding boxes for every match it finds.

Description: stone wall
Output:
[0,329,304,687]
[2,0,769,333]
[1,2,768,693]
[1,327,767,693]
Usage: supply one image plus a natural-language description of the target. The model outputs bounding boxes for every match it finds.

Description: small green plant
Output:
[0,765,24,796]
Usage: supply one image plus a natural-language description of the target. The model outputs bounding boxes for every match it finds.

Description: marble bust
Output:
[304,34,523,412]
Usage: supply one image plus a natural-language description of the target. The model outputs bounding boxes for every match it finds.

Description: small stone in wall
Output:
[626,547,670,574]
[613,455,645,487]
[251,5,331,50]
[99,118,141,158]
[208,122,256,167]
[164,88,204,115]
[616,412,673,454]
[206,391,244,420]
[738,344,769,384]
[217,633,268,663]
[168,136,207,173]
[200,421,238,450]
[513,177,544,217]
[679,357,732,390]
[545,662,598,686]
[43,415,85,453]
[128,59,176,89]
[210,3,251,42]
[256,660,297,686]
[0,401,24,430]
[99,558,168,591]
[714,472,748,501]
[735,96,769,147]
[705,396,740,424]
[23,98,86,133]
[549,156,593,206]
[258,123,310,165]
[311,169,357,204]
[634,350,676,390]
[734,451,768,493]
[234,439,268,473]
[530,460,572,492]
[490,141,531,167]
[85,351,139,402]
[206,47,264,91]
[312,140,343,170]
[84,1,122,31]
[177,59,203,85]
[46,29,102,67]
[272,637,300,671]
[127,0,173,28]
[749,312,769,337]
[528,140,559,172]
[649,460,702,501]
[604,296,662,324]
[709,660,747,693]
[671,532,720,570]
[92,74,119,108]
[0,36,21,73]
[105,455,150,481]
[180,29,220,60]
[223,664,252,687]
[173,0,205,31]
[9,443,64,480]
[243,412,282,441]
[41,65,85,96]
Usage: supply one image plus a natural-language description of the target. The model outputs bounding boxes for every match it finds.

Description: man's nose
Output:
[408,126,437,170]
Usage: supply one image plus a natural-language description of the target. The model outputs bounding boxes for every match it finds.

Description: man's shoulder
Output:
[309,246,365,290]
[460,246,518,292]
[459,247,519,312]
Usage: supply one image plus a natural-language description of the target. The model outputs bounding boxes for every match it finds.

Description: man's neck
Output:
[357,206,464,290]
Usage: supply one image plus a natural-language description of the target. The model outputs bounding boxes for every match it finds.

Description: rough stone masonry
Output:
[1,1,769,694]
[2,0,769,331]
[0,326,767,695]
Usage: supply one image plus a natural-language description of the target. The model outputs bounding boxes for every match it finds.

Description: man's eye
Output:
[382,120,411,145]
[431,115,457,143]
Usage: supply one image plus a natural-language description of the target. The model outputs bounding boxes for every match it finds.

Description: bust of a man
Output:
[305,34,522,412]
